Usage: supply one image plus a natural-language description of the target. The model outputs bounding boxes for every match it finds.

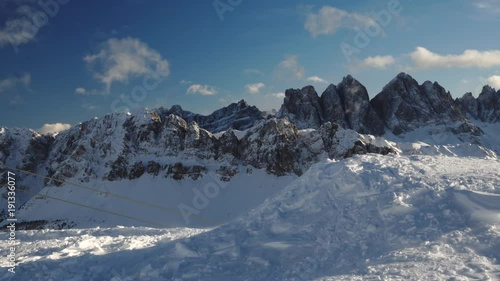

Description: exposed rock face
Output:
[278,76,384,135]
[371,73,466,135]
[277,73,498,136]
[146,161,161,176]
[0,128,53,173]
[457,86,500,123]
[0,128,53,191]
[165,163,206,180]
[239,118,302,176]
[320,84,347,128]
[456,92,479,119]
[108,156,129,182]
[477,86,500,122]
[215,129,240,161]
[238,118,395,176]
[162,100,265,133]
[277,86,324,129]
[129,162,145,180]
[336,75,384,135]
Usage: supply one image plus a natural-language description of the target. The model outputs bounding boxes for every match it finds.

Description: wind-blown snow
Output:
[1,155,498,280]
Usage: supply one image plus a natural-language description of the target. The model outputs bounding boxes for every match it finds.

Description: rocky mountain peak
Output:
[236,99,249,107]
[279,76,383,135]
[382,72,419,92]
[480,85,496,96]
[339,74,358,86]
[476,85,500,122]
[396,72,414,81]
[462,92,474,99]
[457,86,500,123]
[277,86,324,129]
[169,104,183,112]
[371,73,466,135]
[162,100,265,133]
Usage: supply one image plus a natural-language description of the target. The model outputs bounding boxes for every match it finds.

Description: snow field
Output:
[1,155,498,280]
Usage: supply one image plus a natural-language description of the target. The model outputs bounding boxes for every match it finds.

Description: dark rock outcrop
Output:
[129,162,145,180]
[320,84,347,128]
[146,161,161,176]
[476,86,500,122]
[336,75,384,135]
[277,86,324,129]
[371,73,466,135]
[456,92,479,119]
[278,76,384,135]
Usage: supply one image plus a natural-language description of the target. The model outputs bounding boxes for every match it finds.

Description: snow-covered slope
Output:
[14,169,297,228]
[378,122,500,157]
[1,155,498,280]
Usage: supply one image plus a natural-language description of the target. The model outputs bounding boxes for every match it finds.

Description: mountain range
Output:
[0,72,499,226]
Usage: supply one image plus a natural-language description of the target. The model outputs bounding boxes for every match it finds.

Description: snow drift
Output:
[2,155,498,280]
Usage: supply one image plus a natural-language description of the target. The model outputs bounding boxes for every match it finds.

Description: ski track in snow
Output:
[0,155,499,280]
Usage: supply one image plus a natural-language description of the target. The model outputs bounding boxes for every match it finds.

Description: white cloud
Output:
[38,123,71,135]
[186,84,218,96]
[274,55,305,80]
[84,37,170,93]
[305,6,376,37]
[358,55,395,69]
[0,5,46,50]
[75,87,87,95]
[0,73,30,93]
[243,69,264,76]
[473,0,500,14]
[271,92,285,98]
[307,76,328,84]
[180,80,192,85]
[74,87,103,95]
[81,103,98,111]
[410,47,500,69]
[245,82,265,94]
[487,75,500,89]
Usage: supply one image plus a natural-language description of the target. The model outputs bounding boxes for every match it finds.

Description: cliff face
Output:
[370,73,467,135]
[456,85,500,123]
[278,75,384,135]
[278,73,497,137]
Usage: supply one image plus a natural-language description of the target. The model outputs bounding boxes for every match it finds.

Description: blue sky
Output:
[0,0,499,131]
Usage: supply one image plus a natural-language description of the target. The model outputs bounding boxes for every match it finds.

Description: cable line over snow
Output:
[0,164,220,225]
